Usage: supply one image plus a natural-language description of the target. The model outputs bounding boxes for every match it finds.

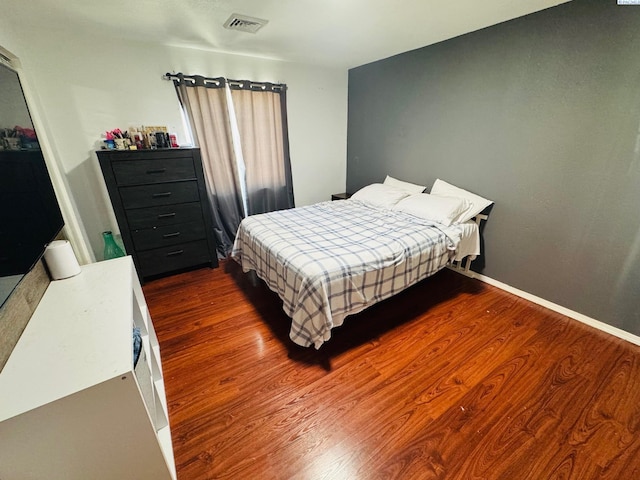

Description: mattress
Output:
[231,199,479,348]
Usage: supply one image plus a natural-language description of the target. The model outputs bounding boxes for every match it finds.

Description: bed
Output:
[231,178,492,349]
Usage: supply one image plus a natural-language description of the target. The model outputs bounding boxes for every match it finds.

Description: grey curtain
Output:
[228,80,295,215]
[173,75,244,257]
[171,74,294,255]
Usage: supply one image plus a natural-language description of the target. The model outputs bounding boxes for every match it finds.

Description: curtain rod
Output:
[163,73,286,92]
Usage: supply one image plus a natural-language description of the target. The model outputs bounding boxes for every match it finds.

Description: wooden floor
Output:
[143,261,640,480]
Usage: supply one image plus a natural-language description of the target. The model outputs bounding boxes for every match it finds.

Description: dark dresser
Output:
[97,148,218,280]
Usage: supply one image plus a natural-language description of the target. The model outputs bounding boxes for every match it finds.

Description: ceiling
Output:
[11,0,571,69]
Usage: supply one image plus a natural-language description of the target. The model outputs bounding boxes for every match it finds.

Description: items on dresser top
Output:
[97,148,218,281]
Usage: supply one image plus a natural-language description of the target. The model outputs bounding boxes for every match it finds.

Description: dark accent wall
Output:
[347,0,640,335]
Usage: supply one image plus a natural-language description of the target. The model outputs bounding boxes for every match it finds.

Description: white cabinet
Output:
[0,257,176,479]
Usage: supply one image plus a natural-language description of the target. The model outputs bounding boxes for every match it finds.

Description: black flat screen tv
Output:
[0,61,64,306]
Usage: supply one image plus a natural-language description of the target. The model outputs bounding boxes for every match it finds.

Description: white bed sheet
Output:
[452,221,480,261]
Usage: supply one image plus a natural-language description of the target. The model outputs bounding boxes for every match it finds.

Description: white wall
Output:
[0,25,348,259]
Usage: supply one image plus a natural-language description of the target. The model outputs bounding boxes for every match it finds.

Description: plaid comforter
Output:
[231,200,464,348]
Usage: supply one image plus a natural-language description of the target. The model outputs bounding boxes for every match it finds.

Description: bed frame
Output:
[235,206,490,348]
[447,213,489,278]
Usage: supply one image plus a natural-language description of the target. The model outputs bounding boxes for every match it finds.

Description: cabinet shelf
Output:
[0,257,176,479]
[97,148,218,281]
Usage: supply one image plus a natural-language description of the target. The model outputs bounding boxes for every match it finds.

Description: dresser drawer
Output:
[119,181,200,209]
[126,202,203,229]
[97,147,218,280]
[112,158,196,186]
[137,240,211,277]
[131,221,206,251]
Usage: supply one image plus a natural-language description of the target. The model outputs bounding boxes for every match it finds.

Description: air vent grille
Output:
[223,14,268,34]
[0,52,14,68]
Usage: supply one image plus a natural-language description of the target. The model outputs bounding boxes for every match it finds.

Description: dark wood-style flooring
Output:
[143,261,640,480]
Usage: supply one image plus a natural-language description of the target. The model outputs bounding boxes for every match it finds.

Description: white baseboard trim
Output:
[469,272,640,348]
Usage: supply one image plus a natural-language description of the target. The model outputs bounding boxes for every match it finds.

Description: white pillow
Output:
[383,175,426,194]
[430,179,493,222]
[351,183,410,209]
[393,193,471,226]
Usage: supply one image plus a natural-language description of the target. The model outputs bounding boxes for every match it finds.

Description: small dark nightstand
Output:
[331,192,352,201]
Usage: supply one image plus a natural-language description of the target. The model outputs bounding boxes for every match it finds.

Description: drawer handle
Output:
[166,249,184,257]
[152,192,172,198]
[147,168,167,174]
[157,212,176,219]
[163,232,181,238]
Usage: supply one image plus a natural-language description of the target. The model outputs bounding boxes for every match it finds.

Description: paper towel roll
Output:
[43,240,81,280]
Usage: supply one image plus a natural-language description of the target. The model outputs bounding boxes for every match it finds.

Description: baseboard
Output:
[465,271,640,348]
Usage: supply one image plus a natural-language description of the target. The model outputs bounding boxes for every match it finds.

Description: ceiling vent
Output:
[223,14,269,34]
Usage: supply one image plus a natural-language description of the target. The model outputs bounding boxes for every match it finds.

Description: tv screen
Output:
[0,62,64,306]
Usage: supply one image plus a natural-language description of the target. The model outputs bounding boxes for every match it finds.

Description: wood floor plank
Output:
[143,261,640,480]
